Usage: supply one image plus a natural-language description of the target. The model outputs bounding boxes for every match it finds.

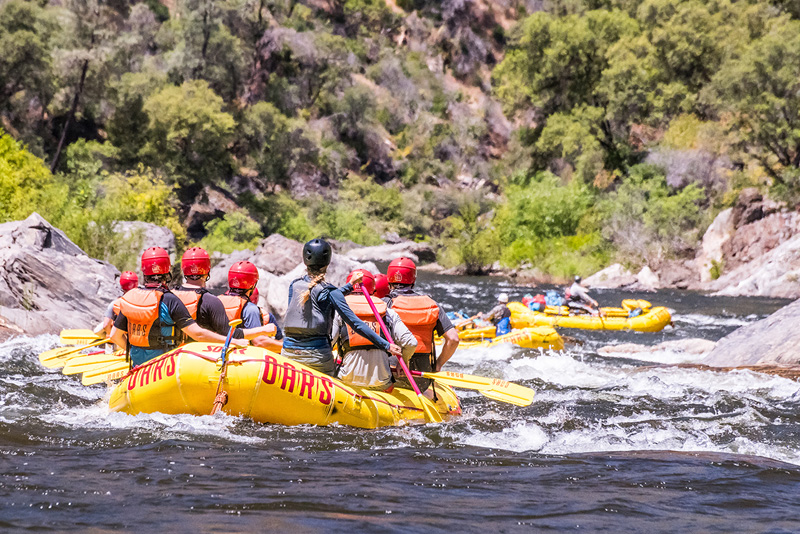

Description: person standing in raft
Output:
[109,247,247,367]
[282,238,402,376]
[217,261,280,350]
[332,269,417,391]
[565,275,600,315]
[172,248,274,343]
[384,257,460,394]
[94,270,139,340]
[480,293,512,336]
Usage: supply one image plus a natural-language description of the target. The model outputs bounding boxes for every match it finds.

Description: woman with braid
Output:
[282,238,401,375]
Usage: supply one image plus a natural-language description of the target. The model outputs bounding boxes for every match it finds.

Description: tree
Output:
[0,128,61,222]
[708,20,800,184]
[140,80,235,195]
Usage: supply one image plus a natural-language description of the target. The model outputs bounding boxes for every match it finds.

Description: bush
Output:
[197,211,263,254]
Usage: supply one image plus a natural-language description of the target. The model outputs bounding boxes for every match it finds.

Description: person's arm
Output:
[327,287,400,356]
[166,293,247,347]
[181,323,248,347]
[268,313,283,340]
[434,306,459,371]
[330,312,342,347]
[239,302,276,339]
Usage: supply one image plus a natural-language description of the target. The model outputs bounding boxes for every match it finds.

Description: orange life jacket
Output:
[340,294,386,351]
[218,293,248,323]
[389,294,439,354]
[118,287,178,349]
[172,288,203,320]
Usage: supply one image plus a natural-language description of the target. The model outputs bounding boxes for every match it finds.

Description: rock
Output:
[696,207,735,283]
[656,259,699,290]
[702,299,800,366]
[707,233,800,298]
[719,211,800,273]
[112,221,177,264]
[345,241,437,265]
[732,187,782,227]
[584,263,636,289]
[184,185,241,239]
[417,262,446,273]
[207,234,304,291]
[635,265,660,291]
[0,213,120,336]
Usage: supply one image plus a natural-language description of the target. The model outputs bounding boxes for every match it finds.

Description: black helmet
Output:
[574,275,582,283]
[303,238,332,269]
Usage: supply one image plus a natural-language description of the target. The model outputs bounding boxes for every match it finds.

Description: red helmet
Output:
[374,274,390,298]
[250,287,260,304]
[387,257,416,285]
[228,261,259,289]
[181,247,210,276]
[141,247,170,276]
[120,271,138,292]
[347,269,375,294]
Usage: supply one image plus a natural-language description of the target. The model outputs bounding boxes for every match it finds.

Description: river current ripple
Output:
[2,276,800,532]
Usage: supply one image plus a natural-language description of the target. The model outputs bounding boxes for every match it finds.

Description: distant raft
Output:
[508,300,672,333]
[108,342,461,429]
[437,325,564,351]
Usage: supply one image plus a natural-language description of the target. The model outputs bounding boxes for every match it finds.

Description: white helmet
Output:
[498,293,509,303]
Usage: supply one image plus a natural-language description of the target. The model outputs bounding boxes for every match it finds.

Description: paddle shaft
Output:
[211,319,242,415]
[359,286,425,398]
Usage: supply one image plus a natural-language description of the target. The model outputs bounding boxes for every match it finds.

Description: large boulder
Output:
[112,221,177,263]
[701,299,800,366]
[0,213,120,336]
[584,263,636,288]
[345,240,437,264]
[696,207,735,283]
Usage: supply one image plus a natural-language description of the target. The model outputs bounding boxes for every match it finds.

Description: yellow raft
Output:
[108,343,461,429]
[438,325,564,350]
[508,300,672,333]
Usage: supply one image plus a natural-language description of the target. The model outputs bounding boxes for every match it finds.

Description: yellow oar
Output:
[63,352,125,375]
[59,329,103,346]
[81,360,131,386]
[38,338,110,369]
[412,370,535,407]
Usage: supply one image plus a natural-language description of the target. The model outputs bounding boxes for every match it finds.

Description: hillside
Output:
[1,0,799,283]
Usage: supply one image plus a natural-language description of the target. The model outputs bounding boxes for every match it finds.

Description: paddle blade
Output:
[81,361,130,386]
[63,353,126,375]
[419,395,444,423]
[480,387,535,407]
[59,329,102,346]
[38,338,109,369]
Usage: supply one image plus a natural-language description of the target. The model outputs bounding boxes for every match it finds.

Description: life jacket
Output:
[218,293,248,322]
[389,294,439,355]
[172,287,205,320]
[284,277,330,338]
[112,297,122,319]
[118,287,180,349]
[339,294,386,353]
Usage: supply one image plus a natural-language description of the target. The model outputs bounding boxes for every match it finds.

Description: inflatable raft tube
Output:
[437,326,564,350]
[108,343,461,429]
[508,301,672,332]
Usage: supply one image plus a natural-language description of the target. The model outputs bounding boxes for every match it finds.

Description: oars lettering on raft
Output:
[359,285,443,424]
[210,319,243,415]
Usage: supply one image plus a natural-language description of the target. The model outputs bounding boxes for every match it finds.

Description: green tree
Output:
[0,129,62,222]
[140,80,235,194]
[707,19,800,186]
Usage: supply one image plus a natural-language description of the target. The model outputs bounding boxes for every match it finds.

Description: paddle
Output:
[211,319,243,415]
[408,369,535,407]
[360,285,443,423]
[81,360,130,386]
[454,315,479,329]
[62,352,125,375]
[59,329,103,345]
[38,338,110,369]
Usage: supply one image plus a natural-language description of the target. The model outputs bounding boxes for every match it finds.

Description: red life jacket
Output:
[218,293,248,322]
[389,294,439,355]
[340,294,386,352]
[172,288,203,320]
[118,287,179,349]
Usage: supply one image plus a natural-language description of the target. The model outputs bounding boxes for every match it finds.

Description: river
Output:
[2,274,800,532]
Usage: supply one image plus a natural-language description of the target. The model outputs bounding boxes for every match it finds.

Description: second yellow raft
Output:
[509,300,672,332]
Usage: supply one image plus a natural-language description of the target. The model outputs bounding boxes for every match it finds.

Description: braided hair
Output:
[301,268,327,304]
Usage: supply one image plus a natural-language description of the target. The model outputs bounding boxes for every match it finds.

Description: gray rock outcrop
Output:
[0,213,120,336]
[701,299,800,367]
[584,263,636,288]
[112,221,177,262]
[345,240,437,264]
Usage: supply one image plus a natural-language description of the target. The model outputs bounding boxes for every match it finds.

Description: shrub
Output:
[197,211,264,254]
